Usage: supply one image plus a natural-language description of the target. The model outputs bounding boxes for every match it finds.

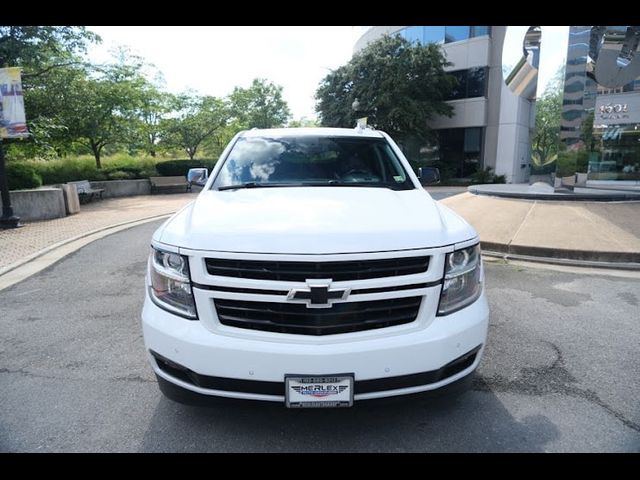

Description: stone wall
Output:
[1,188,66,221]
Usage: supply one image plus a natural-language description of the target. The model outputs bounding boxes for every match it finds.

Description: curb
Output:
[0,214,172,291]
[479,240,640,266]
[482,249,640,271]
[468,186,640,202]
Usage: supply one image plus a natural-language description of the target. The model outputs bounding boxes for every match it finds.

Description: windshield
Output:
[211,135,415,191]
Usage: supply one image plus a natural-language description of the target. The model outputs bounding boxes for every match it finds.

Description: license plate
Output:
[285,374,354,408]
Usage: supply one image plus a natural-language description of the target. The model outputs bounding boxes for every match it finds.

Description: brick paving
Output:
[0,193,196,272]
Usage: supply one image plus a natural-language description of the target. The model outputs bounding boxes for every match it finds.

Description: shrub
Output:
[492,174,506,184]
[155,159,214,177]
[470,166,506,184]
[106,170,134,180]
[6,162,43,190]
[27,155,160,185]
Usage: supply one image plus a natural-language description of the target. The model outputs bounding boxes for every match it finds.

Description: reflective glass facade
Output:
[400,26,490,45]
[503,25,640,183]
[563,26,640,181]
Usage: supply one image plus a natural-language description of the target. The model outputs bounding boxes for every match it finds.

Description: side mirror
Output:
[187,168,209,186]
[418,167,441,185]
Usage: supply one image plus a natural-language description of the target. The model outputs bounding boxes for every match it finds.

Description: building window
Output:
[419,128,484,180]
[399,26,488,45]
[467,67,487,97]
[401,26,424,44]
[471,26,490,38]
[445,26,469,43]
[446,67,487,100]
[423,26,445,44]
[448,70,467,100]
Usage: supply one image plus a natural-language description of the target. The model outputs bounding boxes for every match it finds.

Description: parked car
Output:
[142,127,489,408]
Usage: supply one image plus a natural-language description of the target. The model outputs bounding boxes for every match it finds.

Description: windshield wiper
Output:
[218,181,410,191]
[218,182,292,191]
[219,181,343,190]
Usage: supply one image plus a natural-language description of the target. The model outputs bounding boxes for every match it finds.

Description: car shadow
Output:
[138,374,560,452]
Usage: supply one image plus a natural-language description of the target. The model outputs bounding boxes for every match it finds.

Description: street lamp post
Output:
[0,139,20,228]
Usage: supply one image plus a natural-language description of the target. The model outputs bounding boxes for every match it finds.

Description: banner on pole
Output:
[0,67,29,139]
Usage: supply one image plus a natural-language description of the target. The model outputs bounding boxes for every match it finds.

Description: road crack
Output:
[473,342,640,433]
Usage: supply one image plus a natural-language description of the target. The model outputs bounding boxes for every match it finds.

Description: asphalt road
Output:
[1,220,638,452]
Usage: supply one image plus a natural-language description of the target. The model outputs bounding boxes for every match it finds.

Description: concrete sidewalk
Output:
[0,193,196,274]
[442,193,640,265]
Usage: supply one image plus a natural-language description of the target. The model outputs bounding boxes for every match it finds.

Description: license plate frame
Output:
[285,374,354,408]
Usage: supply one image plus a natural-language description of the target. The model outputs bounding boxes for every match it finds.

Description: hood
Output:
[156,187,476,254]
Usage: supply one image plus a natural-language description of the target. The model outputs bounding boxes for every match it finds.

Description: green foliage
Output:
[315,35,455,144]
[155,159,215,177]
[162,94,230,160]
[1,27,288,169]
[288,117,320,128]
[229,78,291,129]
[61,58,153,167]
[470,166,506,184]
[28,154,158,185]
[556,150,589,177]
[531,74,563,169]
[6,162,42,190]
[105,170,134,180]
[0,26,99,70]
[134,82,175,157]
[1,27,100,159]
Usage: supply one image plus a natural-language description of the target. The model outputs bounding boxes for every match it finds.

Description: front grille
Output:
[214,296,422,335]
[204,257,430,282]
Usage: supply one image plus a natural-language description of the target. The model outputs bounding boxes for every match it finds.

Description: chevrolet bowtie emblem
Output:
[287,279,350,309]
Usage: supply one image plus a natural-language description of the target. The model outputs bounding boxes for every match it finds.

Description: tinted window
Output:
[213,136,414,191]
[423,26,445,43]
[445,26,469,43]
[467,67,487,97]
[448,70,467,100]
[471,26,490,37]
[402,26,423,44]
[446,68,487,100]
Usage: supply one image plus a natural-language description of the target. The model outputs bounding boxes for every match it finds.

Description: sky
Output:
[86,26,355,121]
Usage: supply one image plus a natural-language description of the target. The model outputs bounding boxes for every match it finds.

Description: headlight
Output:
[437,243,483,315]
[148,246,197,319]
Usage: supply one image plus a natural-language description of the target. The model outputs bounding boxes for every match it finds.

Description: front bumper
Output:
[142,290,489,403]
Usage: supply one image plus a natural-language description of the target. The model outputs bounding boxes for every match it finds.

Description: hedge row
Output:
[6,162,43,190]
[155,159,216,176]
[6,157,218,190]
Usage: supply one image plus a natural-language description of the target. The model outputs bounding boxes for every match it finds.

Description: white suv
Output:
[142,127,489,408]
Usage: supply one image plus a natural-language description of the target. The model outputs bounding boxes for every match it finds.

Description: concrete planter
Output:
[1,187,66,221]
[88,179,151,198]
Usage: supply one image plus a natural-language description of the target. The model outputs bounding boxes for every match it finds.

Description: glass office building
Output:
[353,26,499,182]
[353,26,640,184]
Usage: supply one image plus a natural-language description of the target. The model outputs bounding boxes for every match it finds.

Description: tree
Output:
[0,27,100,158]
[315,35,455,147]
[531,67,565,172]
[0,26,99,72]
[288,117,319,128]
[531,89,563,170]
[134,83,174,157]
[163,94,229,160]
[48,59,151,168]
[229,78,291,129]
